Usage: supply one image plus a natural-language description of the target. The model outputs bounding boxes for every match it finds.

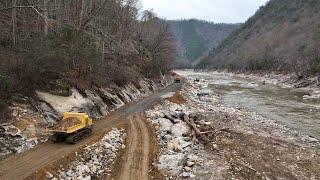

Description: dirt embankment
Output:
[0,75,173,161]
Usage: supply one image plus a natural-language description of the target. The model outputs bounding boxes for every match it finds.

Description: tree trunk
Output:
[12,0,17,46]
[102,42,105,64]
[79,0,85,29]
[43,0,48,36]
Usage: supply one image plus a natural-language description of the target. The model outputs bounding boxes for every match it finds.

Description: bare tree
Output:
[11,0,16,46]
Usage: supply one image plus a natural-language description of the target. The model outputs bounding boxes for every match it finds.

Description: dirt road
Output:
[116,114,151,180]
[0,82,181,180]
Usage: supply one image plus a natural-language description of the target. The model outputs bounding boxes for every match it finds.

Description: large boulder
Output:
[171,121,190,137]
[197,89,213,97]
[169,104,182,113]
[167,138,182,152]
[157,153,186,175]
[157,118,174,132]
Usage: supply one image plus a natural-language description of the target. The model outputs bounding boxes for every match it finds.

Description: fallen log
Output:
[183,114,211,143]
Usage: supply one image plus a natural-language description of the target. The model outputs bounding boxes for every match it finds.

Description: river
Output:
[177,70,320,139]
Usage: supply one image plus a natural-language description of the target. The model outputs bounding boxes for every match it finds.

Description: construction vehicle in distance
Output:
[50,112,93,144]
[174,76,181,83]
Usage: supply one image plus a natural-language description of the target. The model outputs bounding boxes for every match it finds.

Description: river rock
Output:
[164,134,173,141]
[186,160,195,167]
[187,154,198,163]
[171,121,190,137]
[157,118,174,132]
[181,172,191,178]
[45,171,54,178]
[197,89,213,97]
[167,138,182,152]
[179,138,192,149]
[169,104,182,113]
[184,166,192,171]
[157,153,186,175]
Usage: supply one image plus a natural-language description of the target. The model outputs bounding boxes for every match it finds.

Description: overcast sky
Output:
[141,0,269,23]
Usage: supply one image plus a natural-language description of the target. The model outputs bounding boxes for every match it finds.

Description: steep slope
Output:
[0,1,176,123]
[168,19,240,68]
[200,0,320,76]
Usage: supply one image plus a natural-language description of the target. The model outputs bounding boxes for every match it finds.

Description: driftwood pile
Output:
[164,111,216,145]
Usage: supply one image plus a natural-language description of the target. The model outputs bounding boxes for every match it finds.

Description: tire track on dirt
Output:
[117,114,150,180]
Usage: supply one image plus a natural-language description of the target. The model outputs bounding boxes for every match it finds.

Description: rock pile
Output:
[0,124,41,160]
[48,128,126,180]
[146,100,206,178]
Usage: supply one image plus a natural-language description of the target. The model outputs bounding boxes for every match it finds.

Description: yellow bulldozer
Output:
[50,112,93,144]
[174,76,181,83]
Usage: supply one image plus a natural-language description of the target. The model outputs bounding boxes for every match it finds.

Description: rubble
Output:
[171,121,190,137]
[157,153,186,175]
[147,70,320,179]
[0,124,43,160]
[50,128,126,179]
[146,99,205,178]
[157,118,174,132]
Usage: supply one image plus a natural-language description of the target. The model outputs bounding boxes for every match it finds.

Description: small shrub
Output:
[0,100,11,124]
[310,57,320,74]
[0,76,12,90]
[0,100,6,111]
[314,25,320,41]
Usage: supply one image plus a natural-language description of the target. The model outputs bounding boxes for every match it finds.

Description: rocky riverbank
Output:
[233,72,320,101]
[191,70,320,101]
[147,71,320,179]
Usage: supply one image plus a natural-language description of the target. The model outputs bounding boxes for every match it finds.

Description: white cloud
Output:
[141,0,269,23]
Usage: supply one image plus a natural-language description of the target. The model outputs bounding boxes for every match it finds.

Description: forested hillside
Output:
[199,0,320,77]
[168,19,239,68]
[0,0,176,116]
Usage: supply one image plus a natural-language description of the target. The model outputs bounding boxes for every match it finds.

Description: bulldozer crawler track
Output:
[66,128,92,144]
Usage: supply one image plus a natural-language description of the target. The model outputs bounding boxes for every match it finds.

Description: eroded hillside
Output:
[0,0,176,123]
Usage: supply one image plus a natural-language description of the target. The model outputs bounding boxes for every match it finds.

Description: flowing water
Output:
[179,70,320,139]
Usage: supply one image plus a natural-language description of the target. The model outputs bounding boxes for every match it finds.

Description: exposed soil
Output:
[166,92,187,105]
[209,128,320,180]
[115,114,150,180]
[111,113,164,180]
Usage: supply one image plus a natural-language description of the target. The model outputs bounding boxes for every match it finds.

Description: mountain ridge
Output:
[198,0,320,77]
[168,19,240,68]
